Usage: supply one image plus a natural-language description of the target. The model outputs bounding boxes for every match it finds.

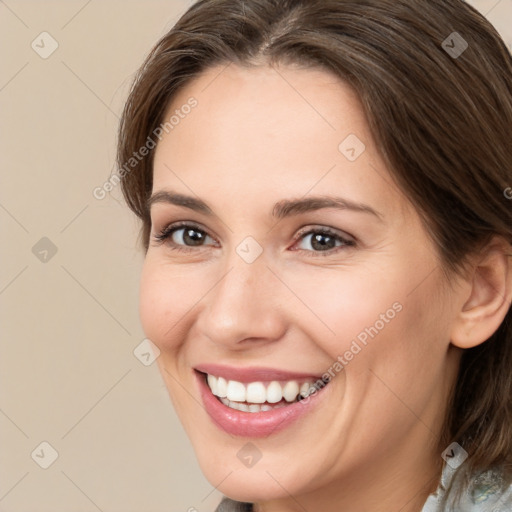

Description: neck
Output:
[253,430,444,512]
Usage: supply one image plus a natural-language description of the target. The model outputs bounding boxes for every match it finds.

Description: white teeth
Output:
[266,381,283,403]
[207,374,218,395]
[283,381,300,402]
[206,374,321,407]
[217,377,228,398]
[300,382,311,399]
[220,399,288,413]
[246,382,267,403]
[226,380,246,402]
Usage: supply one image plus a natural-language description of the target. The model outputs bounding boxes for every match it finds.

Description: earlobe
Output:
[450,237,512,349]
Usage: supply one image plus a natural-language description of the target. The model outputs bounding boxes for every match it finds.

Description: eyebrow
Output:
[147,190,383,221]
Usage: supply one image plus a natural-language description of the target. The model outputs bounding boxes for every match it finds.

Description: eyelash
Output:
[152,221,356,257]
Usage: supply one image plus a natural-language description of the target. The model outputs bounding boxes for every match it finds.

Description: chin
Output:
[197,456,297,503]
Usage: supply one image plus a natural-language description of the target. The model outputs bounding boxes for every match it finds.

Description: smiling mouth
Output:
[201,372,328,413]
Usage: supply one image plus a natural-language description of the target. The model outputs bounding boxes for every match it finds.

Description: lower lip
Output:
[196,371,329,438]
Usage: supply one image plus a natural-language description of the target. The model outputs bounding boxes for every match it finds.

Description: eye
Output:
[292,227,355,256]
[152,222,355,256]
[152,222,217,251]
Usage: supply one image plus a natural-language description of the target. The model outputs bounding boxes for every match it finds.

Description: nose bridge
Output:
[198,248,286,346]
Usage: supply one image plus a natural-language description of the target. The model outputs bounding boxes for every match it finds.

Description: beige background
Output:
[1,1,511,511]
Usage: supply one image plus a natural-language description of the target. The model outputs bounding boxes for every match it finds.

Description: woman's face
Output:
[140,64,462,507]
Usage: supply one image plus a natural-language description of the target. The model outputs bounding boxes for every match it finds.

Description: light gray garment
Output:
[422,464,512,512]
[214,464,512,511]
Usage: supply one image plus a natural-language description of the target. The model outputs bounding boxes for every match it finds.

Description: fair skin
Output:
[139,63,512,512]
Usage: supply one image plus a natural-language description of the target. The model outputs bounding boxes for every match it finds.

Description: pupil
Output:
[184,229,204,246]
[312,233,335,251]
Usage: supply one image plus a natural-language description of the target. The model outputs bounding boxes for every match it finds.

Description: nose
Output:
[196,252,288,349]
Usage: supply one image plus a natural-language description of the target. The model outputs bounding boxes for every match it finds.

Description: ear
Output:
[450,236,512,349]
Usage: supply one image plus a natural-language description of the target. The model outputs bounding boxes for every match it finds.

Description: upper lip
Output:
[194,363,323,383]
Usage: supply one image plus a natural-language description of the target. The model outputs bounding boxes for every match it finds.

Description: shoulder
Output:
[422,465,512,512]
[465,470,512,511]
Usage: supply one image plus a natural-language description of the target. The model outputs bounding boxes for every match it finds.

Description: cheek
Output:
[285,265,407,362]
[286,259,449,377]
[138,258,201,351]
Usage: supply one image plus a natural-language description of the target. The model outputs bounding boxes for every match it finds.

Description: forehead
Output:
[152,63,409,221]
[160,63,367,157]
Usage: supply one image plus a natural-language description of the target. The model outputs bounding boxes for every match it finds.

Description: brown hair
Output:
[117,0,512,506]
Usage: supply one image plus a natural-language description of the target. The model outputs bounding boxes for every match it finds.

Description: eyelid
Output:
[153,221,356,256]
[293,225,355,244]
[152,221,218,247]
[288,225,356,257]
